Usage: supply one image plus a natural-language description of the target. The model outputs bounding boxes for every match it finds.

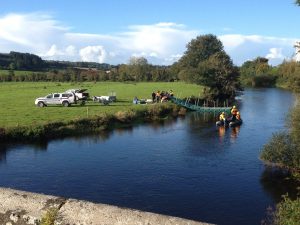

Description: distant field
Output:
[0,82,203,127]
[0,69,46,76]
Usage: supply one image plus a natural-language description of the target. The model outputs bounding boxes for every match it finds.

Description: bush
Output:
[260,132,300,170]
[262,195,300,225]
[274,195,300,225]
[115,110,137,123]
[261,98,300,173]
[40,208,59,225]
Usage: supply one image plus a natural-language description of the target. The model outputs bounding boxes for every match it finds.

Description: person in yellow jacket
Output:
[230,105,238,121]
[218,111,227,126]
[236,111,241,121]
[219,112,226,121]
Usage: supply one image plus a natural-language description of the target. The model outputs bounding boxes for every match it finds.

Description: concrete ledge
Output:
[0,188,213,225]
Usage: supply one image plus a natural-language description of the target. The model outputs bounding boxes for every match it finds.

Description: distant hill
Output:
[0,51,113,71]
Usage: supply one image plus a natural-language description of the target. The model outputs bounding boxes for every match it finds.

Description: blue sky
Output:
[0,0,299,65]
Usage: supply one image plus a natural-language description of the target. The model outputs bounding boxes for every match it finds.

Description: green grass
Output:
[0,69,46,76]
[0,82,203,127]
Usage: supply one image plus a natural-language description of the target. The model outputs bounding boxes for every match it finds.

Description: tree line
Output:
[0,51,113,71]
[1,34,300,99]
[0,64,176,82]
[239,57,300,92]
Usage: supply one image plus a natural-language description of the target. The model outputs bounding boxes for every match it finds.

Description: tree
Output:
[129,56,148,66]
[239,57,276,87]
[197,51,241,100]
[128,56,149,81]
[179,34,223,68]
[296,0,300,6]
[178,34,241,100]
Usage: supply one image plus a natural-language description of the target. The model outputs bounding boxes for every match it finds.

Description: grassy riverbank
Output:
[260,96,300,225]
[0,82,202,127]
[0,82,201,141]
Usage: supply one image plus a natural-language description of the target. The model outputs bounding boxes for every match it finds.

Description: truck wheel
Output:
[62,101,70,107]
[38,101,45,107]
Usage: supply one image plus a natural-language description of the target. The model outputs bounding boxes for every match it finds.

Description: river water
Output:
[0,88,296,225]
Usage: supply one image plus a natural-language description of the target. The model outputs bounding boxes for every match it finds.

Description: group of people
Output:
[151,90,174,103]
[133,90,174,104]
[218,105,242,125]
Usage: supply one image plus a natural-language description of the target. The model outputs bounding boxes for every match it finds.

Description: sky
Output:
[0,0,299,66]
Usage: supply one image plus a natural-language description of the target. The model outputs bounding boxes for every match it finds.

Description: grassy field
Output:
[0,82,203,127]
[0,69,46,76]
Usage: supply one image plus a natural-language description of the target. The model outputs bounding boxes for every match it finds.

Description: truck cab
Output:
[35,92,75,107]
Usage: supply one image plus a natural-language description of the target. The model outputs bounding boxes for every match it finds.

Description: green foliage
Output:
[198,51,241,100]
[0,52,44,70]
[261,98,300,173]
[0,51,178,82]
[252,75,277,87]
[179,34,223,68]
[262,195,300,225]
[239,57,276,87]
[261,132,299,170]
[276,61,300,92]
[40,208,59,225]
[275,194,300,225]
[261,94,300,225]
[296,0,300,6]
[290,99,300,147]
[0,64,176,82]
[177,34,241,100]
[115,110,137,123]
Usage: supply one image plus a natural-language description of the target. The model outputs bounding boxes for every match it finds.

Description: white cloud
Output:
[219,34,297,65]
[266,48,284,60]
[65,45,77,56]
[0,13,67,52]
[79,46,107,63]
[0,12,298,66]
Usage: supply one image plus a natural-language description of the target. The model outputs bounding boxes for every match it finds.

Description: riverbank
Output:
[260,94,300,224]
[0,82,202,127]
[0,103,186,142]
[0,187,212,225]
[0,81,203,142]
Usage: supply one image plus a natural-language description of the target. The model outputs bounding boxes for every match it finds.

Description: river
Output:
[0,88,296,225]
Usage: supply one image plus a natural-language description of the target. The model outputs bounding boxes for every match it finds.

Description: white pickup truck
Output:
[35,92,76,107]
[35,89,90,107]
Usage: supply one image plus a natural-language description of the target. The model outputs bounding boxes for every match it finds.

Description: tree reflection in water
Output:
[260,167,299,203]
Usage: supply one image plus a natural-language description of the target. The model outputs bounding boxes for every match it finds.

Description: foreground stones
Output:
[0,188,212,225]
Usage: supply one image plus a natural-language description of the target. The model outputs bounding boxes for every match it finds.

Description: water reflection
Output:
[0,88,296,225]
[260,167,300,202]
[230,126,240,143]
[0,144,8,162]
[217,126,241,144]
[0,118,180,164]
[218,126,226,141]
[0,142,48,164]
[187,112,242,146]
